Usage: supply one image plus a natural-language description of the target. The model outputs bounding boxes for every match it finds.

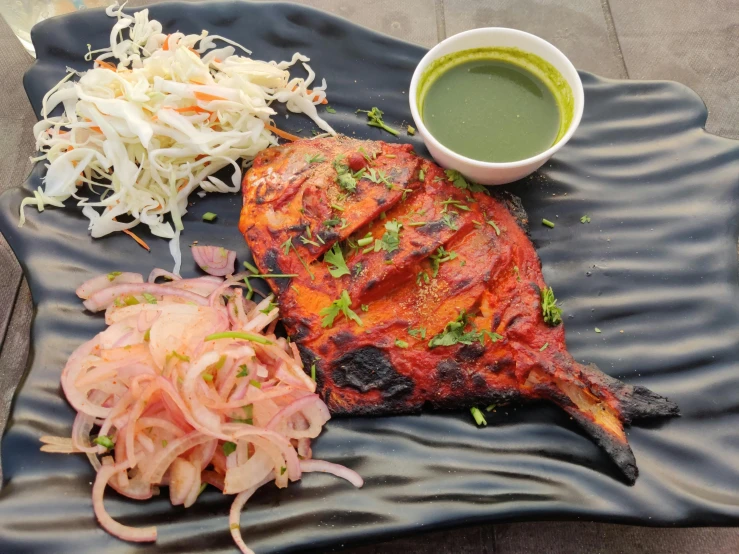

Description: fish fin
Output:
[563,405,638,484]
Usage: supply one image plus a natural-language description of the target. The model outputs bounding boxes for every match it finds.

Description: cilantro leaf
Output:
[374,219,402,254]
[540,286,562,326]
[320,290,363,328]
[260,301,278,315]
[305,153,325,164]
[325,106,336,114]
[324,243,351,278]
[429,246,457,277]
[444,169,486,193]
[581,215,591,224]
[428,310,502,348]
[395,339,409,348]
[356,106,399,136]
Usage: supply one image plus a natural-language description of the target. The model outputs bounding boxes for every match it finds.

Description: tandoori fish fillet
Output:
[239,137,679,483]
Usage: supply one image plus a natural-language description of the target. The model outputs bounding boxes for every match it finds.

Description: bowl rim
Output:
[409,27,585,170]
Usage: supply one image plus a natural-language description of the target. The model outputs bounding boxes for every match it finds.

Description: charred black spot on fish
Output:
[332,346,414,400]
[317,230,339,245]
[262,248,288,292]
[416,221,447,235]
[330,331,356,347]
[449,277,473,295]
[297,344,320,383]
[375,197,387,206]
[457,343,486,362]
[436,360,465,391]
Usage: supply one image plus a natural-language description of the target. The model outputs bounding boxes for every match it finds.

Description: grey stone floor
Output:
[1,1,738,553]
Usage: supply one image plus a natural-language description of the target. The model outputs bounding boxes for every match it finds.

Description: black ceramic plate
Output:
[1,2,739,553]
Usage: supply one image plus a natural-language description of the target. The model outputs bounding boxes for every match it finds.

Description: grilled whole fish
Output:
[239,137,679,483]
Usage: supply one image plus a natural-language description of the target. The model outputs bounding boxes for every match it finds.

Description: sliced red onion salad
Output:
[192,245,237,276]
[40,267,362,553]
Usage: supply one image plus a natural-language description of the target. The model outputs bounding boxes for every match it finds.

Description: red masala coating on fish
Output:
[240,137,679,483]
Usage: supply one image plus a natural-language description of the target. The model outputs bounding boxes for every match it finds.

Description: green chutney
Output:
[417,47,574,163]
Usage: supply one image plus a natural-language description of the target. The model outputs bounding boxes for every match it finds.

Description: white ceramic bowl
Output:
[409,28,584,185]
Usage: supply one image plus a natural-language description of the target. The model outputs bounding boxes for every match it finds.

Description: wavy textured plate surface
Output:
[1,2,739,552]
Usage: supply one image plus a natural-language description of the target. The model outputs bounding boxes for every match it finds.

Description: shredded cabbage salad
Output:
[21,2,335,274]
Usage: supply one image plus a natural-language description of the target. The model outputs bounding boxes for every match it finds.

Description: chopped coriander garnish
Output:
[356,106,399,136]
[416,270,430,286]
[324,243,350,278]
[418,169,425,181]
[202,212,218,222]
[407,221,427,227]
[305,153,325,164]
[260,301,278,315]
[243,261,260,274]
[205,331,273,345]
[408,326,427,339]
[440,212,459,230]
[280,237,315,280]
[330,203,345,212]
[374,219,402,253]
[325,105,336,114]
[300,235,320,247]
[170,350,190,362]
[106,271,122,281]
[429,246,457,277]
[441,197,471,211]
[93,435,114,450]
[542,218,555,228]
[236,364,249,378]
[470,407,487,426]
[161,439,168,447]
[320,290,363,328]
[540,287,562,326]
[202,373,214,382]
[539,342,549,352]
[142,292,157,304]
[280,466,287,475]
[365,168,394,189]
[407,124,416,135]
[310,363,316,382]
[595,327,602,333]
[249,379,262,389]
[222,442,237,457]
[428,310,503,348]
[486,404,496,412]
[143,329,150,341]
[487,219,501,236]
[359,304,369,313]
[395,339,409,348]
[513,265,521,282]
[357,234,374,247]
[324,217,341,227]
[444,169,486,193]
[123,295,139,306]
[581,215,591,224]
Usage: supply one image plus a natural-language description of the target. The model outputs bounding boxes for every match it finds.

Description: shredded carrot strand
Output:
[291,86,328,104]
[95,60,117,71]
[188,47,201,58]
[89,126,102,133]
[264,124,300,142]
[194,91,228,102]
[162,34,171,51]
[172,105,211,114]
[122,229,150,251]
